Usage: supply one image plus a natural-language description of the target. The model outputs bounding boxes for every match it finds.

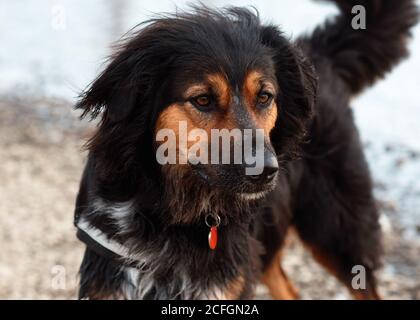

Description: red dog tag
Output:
[208,226,218,250]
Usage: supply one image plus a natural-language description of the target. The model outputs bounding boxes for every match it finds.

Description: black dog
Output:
[74,0,418,299]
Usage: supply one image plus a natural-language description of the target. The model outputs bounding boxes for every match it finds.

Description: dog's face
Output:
[77,7,316,209]
[155,63,280,198]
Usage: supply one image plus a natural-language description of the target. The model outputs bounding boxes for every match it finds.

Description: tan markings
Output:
[243,70,264,105]
[243,70,278,135]
[155,103,193,136]
[353,289,381,300]
[207,73,231,109]
[156,101,239,135]
[155,104,207,161]
[355,290,381,300]
[185,84,210,98]
[261,249,299,300]
[155,103,238,165]
[302,242,381,300]
[260,102,278,135]
[223,275,246,300]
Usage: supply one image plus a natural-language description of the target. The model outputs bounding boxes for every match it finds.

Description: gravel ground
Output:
[0,96,418,299]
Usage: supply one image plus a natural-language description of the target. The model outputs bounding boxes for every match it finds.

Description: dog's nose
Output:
[247,150,279,182]
[263,154,279,179]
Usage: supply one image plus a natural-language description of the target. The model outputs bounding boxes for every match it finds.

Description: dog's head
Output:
[77,7,316,218]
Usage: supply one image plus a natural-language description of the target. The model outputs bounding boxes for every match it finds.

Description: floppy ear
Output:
[74,27,170,193]
[75,48,145,123]
[260,25,318,159]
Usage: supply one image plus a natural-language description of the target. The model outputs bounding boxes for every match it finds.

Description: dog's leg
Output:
[261,249,299,300]
[293,193,382,299]
[301,241,381,300]
[258,194,298,300]
[293,134,383,300]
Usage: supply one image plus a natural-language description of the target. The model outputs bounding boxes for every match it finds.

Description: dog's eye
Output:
[191,95,213,111]
[196,96,210,106]
[257,92,273,108]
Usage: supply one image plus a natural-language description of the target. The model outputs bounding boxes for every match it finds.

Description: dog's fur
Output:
[74,0,418,299]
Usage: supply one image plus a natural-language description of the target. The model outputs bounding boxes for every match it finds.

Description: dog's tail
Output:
[302,0,418,96]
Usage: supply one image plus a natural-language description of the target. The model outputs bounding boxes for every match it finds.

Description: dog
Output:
[74,0,418,299]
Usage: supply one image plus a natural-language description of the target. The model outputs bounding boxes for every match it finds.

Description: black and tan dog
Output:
[74,0,418,299]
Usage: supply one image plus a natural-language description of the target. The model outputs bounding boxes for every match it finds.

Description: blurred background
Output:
[0,0,419,299]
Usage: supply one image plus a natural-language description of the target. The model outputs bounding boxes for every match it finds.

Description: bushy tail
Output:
[303,0,419,95]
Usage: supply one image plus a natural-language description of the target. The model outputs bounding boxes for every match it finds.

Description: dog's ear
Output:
[76,43,152,123]
[260,25,318,158]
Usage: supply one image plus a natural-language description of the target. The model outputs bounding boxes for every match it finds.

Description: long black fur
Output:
[74,1,418,299]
